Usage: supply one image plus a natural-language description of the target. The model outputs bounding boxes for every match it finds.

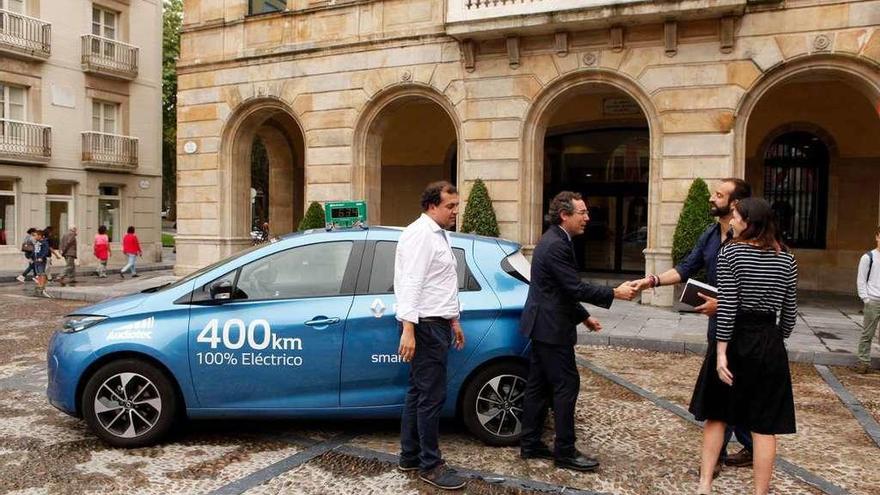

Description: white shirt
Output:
[558,225,572,241]
[394,213,460,324]
[857,249,880,302]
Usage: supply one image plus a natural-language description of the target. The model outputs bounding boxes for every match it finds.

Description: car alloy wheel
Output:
[94,372,162,438]
[475,374,526,438]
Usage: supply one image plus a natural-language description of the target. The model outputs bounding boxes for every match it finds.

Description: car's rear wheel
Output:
[461,361,528,446]
[81,359,177,448]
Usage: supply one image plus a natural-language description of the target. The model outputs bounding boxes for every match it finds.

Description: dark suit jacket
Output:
[520,226,615,346]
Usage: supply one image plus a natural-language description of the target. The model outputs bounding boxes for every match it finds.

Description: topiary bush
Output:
[298,201,326,231]
[461,178,500,238]
[672,178,713,270]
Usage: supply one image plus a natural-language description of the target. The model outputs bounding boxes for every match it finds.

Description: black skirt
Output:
[689,311,797,435]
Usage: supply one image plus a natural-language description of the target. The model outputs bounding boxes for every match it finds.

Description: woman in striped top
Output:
[691,198,797,495]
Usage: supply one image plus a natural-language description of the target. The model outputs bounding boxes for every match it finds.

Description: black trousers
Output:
[399,319,452,472]
[520,341,580,457]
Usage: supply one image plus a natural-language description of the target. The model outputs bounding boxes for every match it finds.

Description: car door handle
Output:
[304,317,340,327]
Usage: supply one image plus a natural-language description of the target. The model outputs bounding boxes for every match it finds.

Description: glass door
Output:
[46,183,73,247]
[545,128,649,274]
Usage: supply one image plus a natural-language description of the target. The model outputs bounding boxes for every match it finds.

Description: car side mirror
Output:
[210,280,233,301]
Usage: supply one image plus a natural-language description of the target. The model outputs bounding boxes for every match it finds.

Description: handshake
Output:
[611,276,658,301]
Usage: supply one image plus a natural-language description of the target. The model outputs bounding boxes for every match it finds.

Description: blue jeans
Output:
[121,254,137,275]
[400,319,451,472]
[722,424,753,459]
[21,255,34,277]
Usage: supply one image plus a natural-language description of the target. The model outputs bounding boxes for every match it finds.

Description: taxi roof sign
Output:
[324,200,367,230]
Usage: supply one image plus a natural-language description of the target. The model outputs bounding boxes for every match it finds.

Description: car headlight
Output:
[61,315,108,333]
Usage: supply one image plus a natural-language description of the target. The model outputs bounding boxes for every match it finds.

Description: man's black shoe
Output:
[397,458,419,472]
[554,452,600,472]
[419,464,467,490]
[520,444,554,460]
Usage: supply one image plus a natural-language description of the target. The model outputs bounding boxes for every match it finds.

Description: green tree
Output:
[162,0,183,221]
[298,201,326,231]
[672,178,714,271]
[461,178,500,237]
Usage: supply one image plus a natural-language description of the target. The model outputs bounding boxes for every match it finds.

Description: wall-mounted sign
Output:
[603,98,641,116]
[51,84,76,108]
[184,141,198,154]
[139,179,150,190]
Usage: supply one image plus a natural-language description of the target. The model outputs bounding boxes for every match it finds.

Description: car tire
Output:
[81,358,177,448]
[461,361,528,446]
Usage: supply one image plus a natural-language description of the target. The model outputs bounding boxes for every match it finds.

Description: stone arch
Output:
[219,97,305,252]
[733,54,880,177]
[353,84,463,225]
[520,68,663,251]
[735,53,880,294]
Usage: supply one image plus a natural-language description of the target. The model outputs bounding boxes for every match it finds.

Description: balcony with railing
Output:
[81,35,139,80]
[82,131,138,171]
[0,9,50,60]
[446,0,749,38]
[0,119,51,165]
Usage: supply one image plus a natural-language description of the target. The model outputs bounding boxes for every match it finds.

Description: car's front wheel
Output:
[81,358,177,448]
[461,361,528,446]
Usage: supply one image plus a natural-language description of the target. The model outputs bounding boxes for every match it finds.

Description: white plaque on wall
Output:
[139,179,151,190]
[51,84,75,108]
[184,141,198,154]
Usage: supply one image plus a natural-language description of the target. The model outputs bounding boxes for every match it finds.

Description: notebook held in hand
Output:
[680,279,717,307]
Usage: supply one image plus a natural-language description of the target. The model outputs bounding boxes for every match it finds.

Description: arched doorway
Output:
[220,98,305,253]
[737,57,880,293]
[355,88,459,227]
[523,73,659,274]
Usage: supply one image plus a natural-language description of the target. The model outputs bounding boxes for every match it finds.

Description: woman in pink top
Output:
[120,226,142,278]
[93,225,111,278]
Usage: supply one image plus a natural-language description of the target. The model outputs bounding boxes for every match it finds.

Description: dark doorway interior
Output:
[544,128,649,273]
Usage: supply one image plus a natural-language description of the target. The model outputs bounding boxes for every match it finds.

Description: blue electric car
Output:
[47,227,534,448]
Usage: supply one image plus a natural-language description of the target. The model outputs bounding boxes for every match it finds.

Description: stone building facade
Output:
[177,0,880,305]
[0,0,163,271]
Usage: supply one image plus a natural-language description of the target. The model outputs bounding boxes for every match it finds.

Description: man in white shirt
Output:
[856,226,880,374]
[394,181,467,490]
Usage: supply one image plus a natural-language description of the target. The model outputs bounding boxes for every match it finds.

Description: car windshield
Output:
[155,240,277,292]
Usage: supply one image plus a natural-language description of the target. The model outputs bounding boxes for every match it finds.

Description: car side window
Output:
[235,241,354,300]
[367,241,479,294]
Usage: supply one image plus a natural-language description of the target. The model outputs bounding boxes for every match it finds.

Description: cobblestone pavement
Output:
[0,294,877,494]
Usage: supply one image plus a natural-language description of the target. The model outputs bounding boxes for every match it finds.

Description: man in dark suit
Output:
[519,191,638,471]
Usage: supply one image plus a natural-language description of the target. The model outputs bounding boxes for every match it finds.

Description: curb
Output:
[0,263,174,284]
[577,333,880,368]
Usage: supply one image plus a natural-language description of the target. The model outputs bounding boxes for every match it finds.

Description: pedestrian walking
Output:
[57,226,78,286]
[31,229,51,297]
[94,225,111,278]
[519,191,637,472]
[856,226,880,374]
[120,226,142,278]
[631,178,755,475]
[43,226,61,281]
[691,197,797,495]
[394,181,468,491]
[16,227,36,283]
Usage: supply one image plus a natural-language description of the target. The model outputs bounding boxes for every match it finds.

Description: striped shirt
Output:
[715,243,798,342]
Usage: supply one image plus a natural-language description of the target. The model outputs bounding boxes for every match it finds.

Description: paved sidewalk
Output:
[578,291,880,367]
[0,246,176,283]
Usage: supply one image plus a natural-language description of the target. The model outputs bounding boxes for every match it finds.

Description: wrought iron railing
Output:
[465,0,544,8]
[82,131,138,170]
[81,34,138,79]
[0,9,50,58]
[0,119,51,162]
